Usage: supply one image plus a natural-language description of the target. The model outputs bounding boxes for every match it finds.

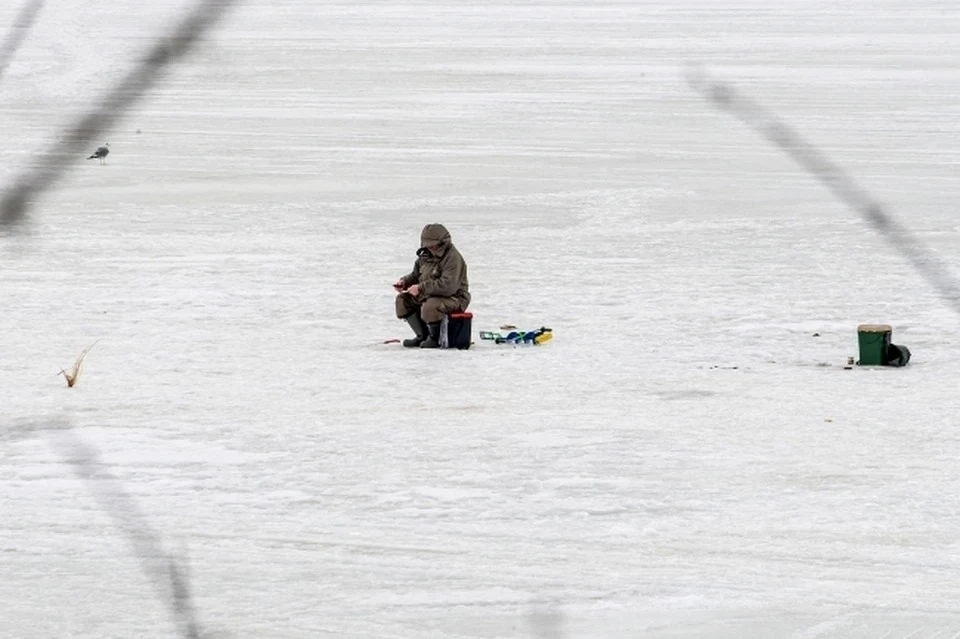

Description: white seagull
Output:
[87,143,110,165]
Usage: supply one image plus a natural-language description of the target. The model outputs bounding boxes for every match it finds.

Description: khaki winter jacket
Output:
[401,224,470,308]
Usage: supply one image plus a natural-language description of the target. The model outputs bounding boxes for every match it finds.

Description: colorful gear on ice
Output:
[479,326,553,345]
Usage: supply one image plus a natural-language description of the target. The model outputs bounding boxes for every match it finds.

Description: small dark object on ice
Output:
[87,143,110,164]
[812,332,820,337]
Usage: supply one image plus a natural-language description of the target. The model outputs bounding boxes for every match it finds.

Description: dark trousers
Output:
[396,293,465,323]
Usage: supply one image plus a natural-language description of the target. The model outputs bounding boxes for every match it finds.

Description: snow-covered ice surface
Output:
[3,1,960,637]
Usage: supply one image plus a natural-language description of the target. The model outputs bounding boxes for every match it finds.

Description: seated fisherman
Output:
[393,223,470,348]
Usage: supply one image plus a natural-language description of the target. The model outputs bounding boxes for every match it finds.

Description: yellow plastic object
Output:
[534,332,553,345]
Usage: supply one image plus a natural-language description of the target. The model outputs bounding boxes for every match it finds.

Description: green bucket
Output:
[857,324,891,366]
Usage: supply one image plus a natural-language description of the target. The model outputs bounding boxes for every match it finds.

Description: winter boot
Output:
[420,321,442,349]
[402,313,428,348]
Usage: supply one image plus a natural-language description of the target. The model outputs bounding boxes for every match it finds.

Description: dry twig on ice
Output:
[59,339,100,387]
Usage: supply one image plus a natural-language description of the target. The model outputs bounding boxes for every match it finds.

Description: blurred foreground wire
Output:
[686,64,960,319]
[529,603,567,639]
[1,419,203,638]
[44,424,201,638]
[0,0,44,84]
[0,0,240,232]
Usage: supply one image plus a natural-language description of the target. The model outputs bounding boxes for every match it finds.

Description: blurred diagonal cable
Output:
[0,0,240,232]
[529,602,566,639]
[0,0,44,84]
[686,64,960,318]
[43,423,202,639]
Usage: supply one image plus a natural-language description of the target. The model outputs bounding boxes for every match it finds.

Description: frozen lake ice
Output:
[2,1,960,637]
